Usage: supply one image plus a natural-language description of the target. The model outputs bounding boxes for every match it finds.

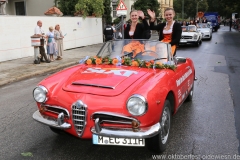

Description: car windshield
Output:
[182,26,197,32]
[97,39,172,62]
[197,23,209,28]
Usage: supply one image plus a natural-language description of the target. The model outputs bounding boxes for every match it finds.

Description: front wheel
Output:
[146,100,172,153]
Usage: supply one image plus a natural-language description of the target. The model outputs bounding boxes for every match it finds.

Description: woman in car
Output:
[147,8,182,56]
[124,10,150,39]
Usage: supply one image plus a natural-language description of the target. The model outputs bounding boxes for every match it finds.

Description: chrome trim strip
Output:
[91,122,161,138]
[32,110,71,129]
[72,82,115,89]
[101,120,132,125]
[42,104,70,118]
[91,112,139,122]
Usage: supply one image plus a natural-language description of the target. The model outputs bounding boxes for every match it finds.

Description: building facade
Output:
[4,0,55,16]
[158,0,173,18]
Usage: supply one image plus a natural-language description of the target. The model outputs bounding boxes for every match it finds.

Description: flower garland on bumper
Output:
[79,56,177,70]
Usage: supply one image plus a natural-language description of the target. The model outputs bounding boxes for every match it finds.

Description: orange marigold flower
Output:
[155,61,163,66]
[86,59,92,65]
[132,61,139,67]
[112,58,118,65]
[121,59,125,64]
[150,60,154,64]
[145,62,151,68]
[95,58,102,65]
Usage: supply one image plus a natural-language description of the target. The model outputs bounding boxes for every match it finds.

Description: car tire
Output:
[186,81,194,101]
[146,100,172,153]
[209,35,212,40]
[195,40,200,47]
[49,127,65,135]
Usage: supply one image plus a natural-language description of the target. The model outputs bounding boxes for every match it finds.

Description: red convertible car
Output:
[33,39,195,153]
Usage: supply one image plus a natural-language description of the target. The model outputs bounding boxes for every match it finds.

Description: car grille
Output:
[72,101,87,137]
[181,36,192,39]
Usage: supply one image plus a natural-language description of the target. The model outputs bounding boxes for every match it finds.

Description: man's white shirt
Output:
[34,26,44,35]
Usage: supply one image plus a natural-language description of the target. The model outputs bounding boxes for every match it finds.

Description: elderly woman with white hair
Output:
[54,24,64,60]
[46,26,57,62]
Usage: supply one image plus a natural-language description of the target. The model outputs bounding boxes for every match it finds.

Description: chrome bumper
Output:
[91,119,161,139]
[33,110,71,129]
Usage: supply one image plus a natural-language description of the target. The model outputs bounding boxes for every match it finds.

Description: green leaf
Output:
[21,152,33,157]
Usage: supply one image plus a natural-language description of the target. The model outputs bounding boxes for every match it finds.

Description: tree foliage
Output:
[75,0,104,18]
[133,0,160,18]
[103,0,112,24]
[207,0,240,18]
[173,0,208,19]
[174,0,240,18]
[59,0,79,16]
[59,0,111,20]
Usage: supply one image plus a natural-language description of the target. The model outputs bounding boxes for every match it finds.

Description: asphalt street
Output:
[0,25,240,160]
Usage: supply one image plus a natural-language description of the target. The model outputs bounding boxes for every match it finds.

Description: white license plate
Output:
[92,134,145,146]
[180,39,187,42]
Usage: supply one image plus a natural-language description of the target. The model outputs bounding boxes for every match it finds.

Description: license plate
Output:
[92,134,145,146]
[180,39,187,42]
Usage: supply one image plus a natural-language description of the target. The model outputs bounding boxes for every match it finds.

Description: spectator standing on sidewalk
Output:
[229,18,232,31]
[46,26,57,62]
[103,23,114,42]
[54,24,64,60]
[34,20,50,64]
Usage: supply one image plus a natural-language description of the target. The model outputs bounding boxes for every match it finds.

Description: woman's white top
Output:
[129,31,134,36]
[163,21,175,34]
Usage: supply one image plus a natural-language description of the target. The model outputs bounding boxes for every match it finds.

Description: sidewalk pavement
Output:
[0,43,103,87]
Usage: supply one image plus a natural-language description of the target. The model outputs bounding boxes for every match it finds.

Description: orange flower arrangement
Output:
[84,56,176,70]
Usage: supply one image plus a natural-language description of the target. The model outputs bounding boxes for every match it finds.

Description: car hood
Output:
[198,28,210,32]
[182,32,197,36]
[62,65,149,96]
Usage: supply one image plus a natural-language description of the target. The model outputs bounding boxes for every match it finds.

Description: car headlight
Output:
[193,34,198,39]
[127,94,148,116]
[33,85,48,103]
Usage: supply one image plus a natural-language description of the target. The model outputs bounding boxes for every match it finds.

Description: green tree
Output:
[103,0,112,24]
[173,0,208,19]
[207,0,240,18]
[133,0,160,18]
[75,0,104,18]
[59,0,78,15]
